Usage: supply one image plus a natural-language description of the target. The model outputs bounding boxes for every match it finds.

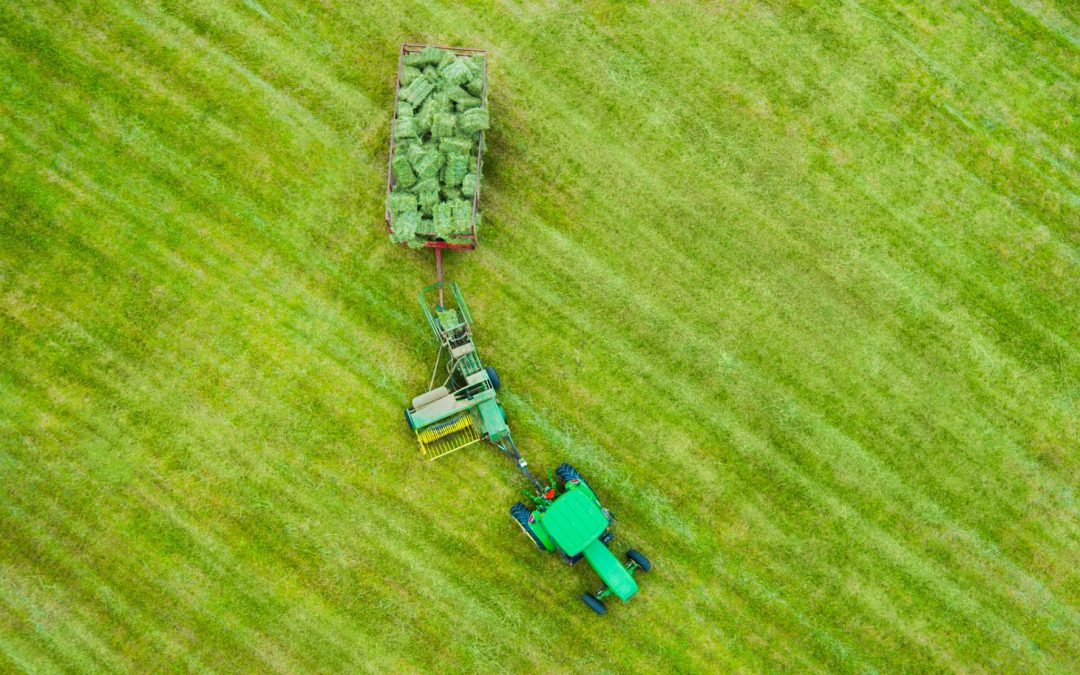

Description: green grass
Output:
[1,0,1078,671]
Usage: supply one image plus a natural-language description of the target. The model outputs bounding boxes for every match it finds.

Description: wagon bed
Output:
[385,43,488,250]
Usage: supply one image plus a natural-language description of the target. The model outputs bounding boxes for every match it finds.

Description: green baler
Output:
[405,281,510,460]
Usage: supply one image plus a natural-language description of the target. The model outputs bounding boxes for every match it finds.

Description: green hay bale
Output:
[422,65,438,81]
[444,85,472,103]
[392,136,416,159]
[393,116,417,140]
[413,150,443,180]
[440,59,471,86]
[451,199,473,234]
[464,75,484,97]
[411,176,439,196]
[429,91,452,113]
[388,190,417,214]
[455,96,482,111]
[406,143,427,168]
[404,47,445,67]
[459,107,490,134]
[436,49,456,72]
[415,217,437,237]
[439,137,473,155]
[414,98,435,134]
[442,152,468,186]
[433,201,455,236]
[401,65,422,86]
[391,156,416,188]
[400,76,435,107]
[465,54,483,76]
[461,173,477,198]
[431,112,457,139]
[441,185,463,201]
[417,187,440,215]
[391,209,421,243]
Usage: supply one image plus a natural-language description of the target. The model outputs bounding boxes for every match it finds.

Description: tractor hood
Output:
[539,489,608,556]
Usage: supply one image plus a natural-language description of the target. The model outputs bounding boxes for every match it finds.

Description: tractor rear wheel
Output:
[556,463,584,485]
[581,593,607,615]
[510,502,545,550]
[485,366,501,391]
[557,463,611,520]
[404,409,414,429]
[627,549,652,572]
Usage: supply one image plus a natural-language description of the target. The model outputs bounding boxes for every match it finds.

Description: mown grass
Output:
[1,0,1078,671]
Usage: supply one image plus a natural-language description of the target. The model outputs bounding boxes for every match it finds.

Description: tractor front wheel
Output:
[627,549,652,572]
[581,593,607,615]
[485,366,501,391]
[510,503,545,550]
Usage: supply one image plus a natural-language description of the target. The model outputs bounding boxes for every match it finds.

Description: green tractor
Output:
[510,463,652,614]
[404,281,651,613]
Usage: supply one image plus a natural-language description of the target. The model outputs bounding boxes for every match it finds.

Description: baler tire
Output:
[485,366,501,391]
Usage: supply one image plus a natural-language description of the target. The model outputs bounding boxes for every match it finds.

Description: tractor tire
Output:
[581,593,607,615]
[557,463,610,520]
[510,502,545,550]
[555,463,584,485]
[627,549,652,572]
[404,408,414,430]
[485,366,501,391]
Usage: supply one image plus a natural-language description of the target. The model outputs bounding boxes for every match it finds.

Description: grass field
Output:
[2,0,1079,671]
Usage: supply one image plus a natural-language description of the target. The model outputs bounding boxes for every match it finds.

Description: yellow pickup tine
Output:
[417,411,483,460]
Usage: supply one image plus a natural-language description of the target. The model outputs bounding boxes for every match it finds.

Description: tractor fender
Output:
[528,510,556,552]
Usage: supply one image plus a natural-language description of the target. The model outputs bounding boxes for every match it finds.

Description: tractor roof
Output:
[540,488,607,556]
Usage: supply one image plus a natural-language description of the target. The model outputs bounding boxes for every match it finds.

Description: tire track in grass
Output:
[498,160,1077,553]
[520,211,1071,643]
[484,210,1078,667]
[2,174,600,669]
[501,393,870,670]
[0,500,214,671]
[5,328,429,669]
[0,570,119,672]
[4,0,1075,665]
[2,146,434,669]
[481,26,1080,604]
